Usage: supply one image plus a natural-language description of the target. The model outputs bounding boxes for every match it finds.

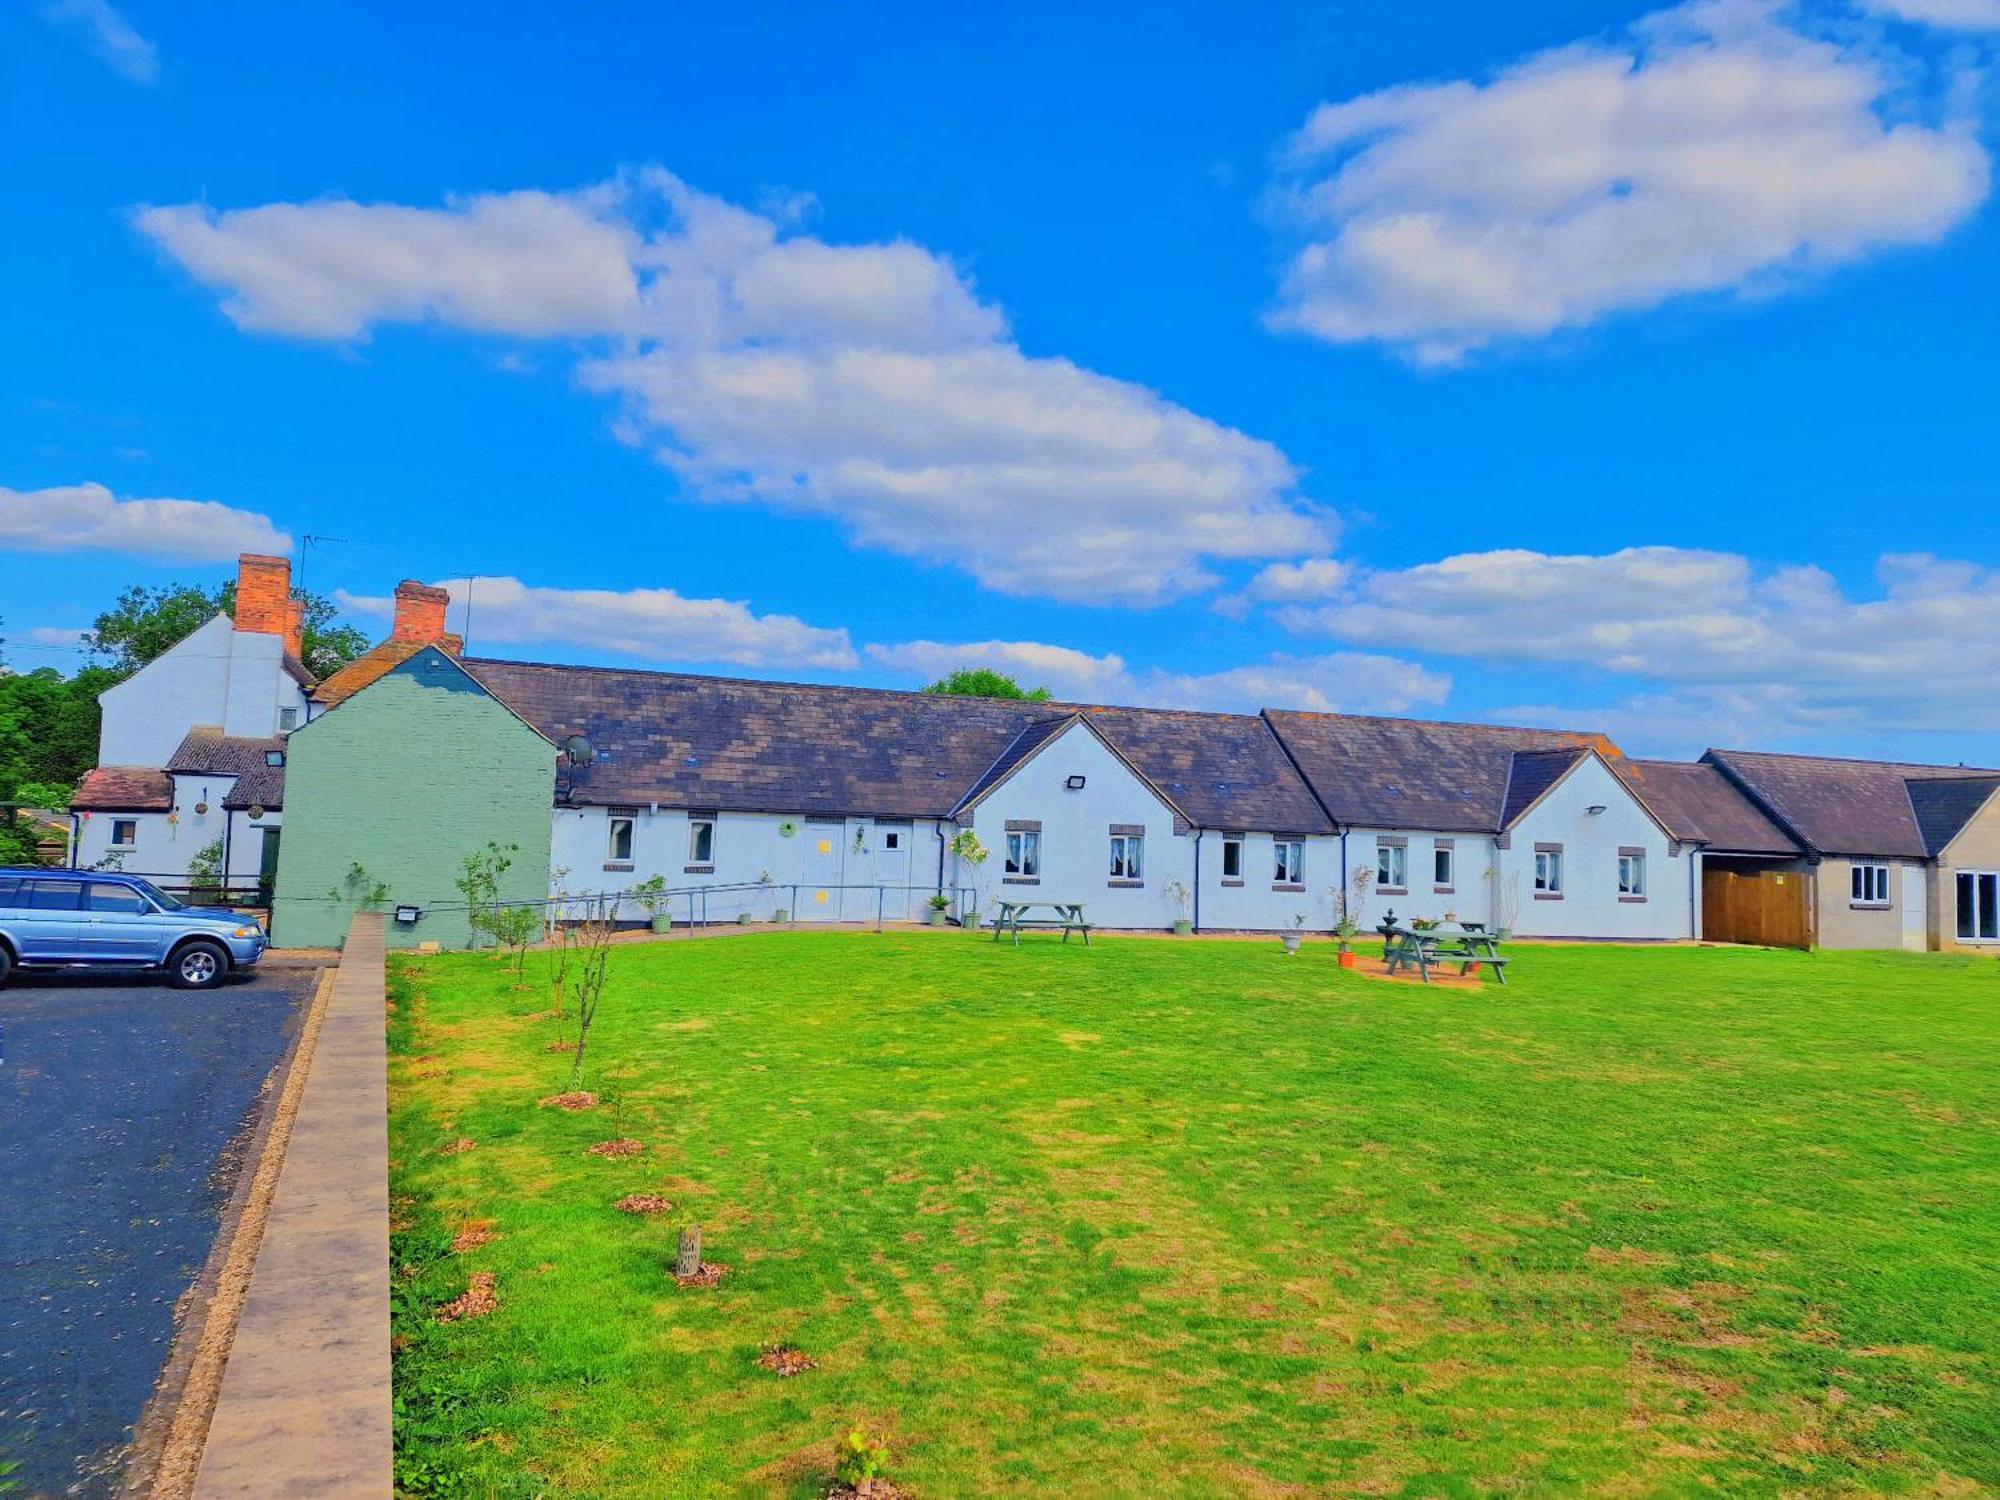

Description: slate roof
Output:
[1705,749,2000,859]
[460,659,1338,832]
[1613,760,1799,855]
[1262,711,1616,833]
[1500,747,1589,828]
[167,727,288,811]
[1076,705,1334,833]
[1905,776,2000,856]
[72,766,173,811]
[464,659,1062,820]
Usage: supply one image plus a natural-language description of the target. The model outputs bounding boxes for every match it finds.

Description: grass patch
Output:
[389,933,2000,1496]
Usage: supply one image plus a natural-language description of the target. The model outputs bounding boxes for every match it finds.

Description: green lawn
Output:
[387,933,1999,1497]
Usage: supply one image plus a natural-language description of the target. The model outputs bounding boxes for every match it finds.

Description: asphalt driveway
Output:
[0,965,315,1497]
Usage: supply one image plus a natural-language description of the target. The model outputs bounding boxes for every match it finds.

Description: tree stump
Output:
[674,1226,702,1280]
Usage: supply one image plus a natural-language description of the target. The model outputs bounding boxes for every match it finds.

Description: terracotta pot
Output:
[1338,950,1357,969]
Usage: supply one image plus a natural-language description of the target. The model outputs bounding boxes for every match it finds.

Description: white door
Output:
[1901,864,1927,950]
[872,823,915,920]
[802,820,845,921]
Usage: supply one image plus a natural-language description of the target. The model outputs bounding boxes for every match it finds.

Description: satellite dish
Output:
[560,734,594,767]
[777,819,799,838]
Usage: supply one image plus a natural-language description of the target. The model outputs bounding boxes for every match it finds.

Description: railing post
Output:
[876,885,884,932]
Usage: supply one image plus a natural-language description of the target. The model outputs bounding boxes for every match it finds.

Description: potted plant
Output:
[926,892,951,926]
[1282,913,1305,955]
[631,874,672,934]
[771,906,791,923]
[1333,911,1360,967]
[1163,878,1193,936]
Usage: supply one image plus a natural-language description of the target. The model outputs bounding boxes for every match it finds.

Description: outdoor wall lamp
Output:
[1065,775,1087,790]
[1585,804,1607,815]
[394,905,424,925]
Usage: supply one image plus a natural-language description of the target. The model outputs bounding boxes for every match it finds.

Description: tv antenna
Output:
[297,534,349,600]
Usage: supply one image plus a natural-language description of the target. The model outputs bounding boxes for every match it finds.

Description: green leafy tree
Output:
[85,580,369,679]
[920,668,1052,702]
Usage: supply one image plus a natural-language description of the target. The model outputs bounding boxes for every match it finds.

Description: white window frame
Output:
[1005,829,1041,878]
[1850,862,1890,907]
[277,706,300,732]
[1274,838,1304,885]
[1618,850,1647,898]
[1375,841,1407,891]
[110,818,139,849]
[1534,847,1564,896]
[1433,844,1454,889]
[687,817,715,865]
[1220,837,1243,880]
[606,814,635,864]
[1955,870,1999,942]
[1109,833,1144,881]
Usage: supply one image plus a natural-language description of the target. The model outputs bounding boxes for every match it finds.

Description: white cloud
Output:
[1866,0,2000,27]
[1269,0,1989,363]
[28,627,89,648]
[864,637,1449,714]
[1268,543,2000,733]
[335,576,858,671]
[135,189,644,339]
[40,0,158,82]
[0,481,290,560]
[139,169,1328,604]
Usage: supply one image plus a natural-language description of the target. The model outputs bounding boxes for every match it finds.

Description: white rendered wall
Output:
[72,777,281,884]
[549,805,947,923]
[955,725,1192,929]
[96,615,304,766]
[1501,756,1691,939]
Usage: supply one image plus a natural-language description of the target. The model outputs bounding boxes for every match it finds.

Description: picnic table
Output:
[991,900,1092,947]
[1380,922,1507,984]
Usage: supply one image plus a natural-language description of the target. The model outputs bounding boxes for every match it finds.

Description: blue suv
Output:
[0,868,267,989]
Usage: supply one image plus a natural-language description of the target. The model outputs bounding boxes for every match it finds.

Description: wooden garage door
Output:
[1703,867,1811,950]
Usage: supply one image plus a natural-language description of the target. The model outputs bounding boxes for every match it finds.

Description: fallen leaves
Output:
[540,1092,598,1111]
[673,1262,727,1289]
[451,1220,496,1253]
[438,1137,477,1156]
[755,1345,817,1377]
[614,1194,673,1215]
[586,1138,645,1158]
[437,1272,498,1322]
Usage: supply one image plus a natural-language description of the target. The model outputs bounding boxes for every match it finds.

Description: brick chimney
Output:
[391,579,452,643]
[234,554,293,639]
[284,596,306,661]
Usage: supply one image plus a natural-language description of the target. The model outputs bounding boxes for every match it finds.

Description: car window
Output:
[22,880,84,911]
[88,883,151,914]
[0,876,19,905]
[130,877,183,911]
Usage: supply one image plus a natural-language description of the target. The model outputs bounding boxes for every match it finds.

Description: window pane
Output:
[1435,849,1451,885]
[89,883,148,913]
[690,821,714,863]
[1129,837,1142,879]
[1981,874,1999,941]
[25,880,83,910]
[609,818,633,860]
[1023,831,1040,876]
[1222,841,1240,878]
[1958,872,1976,939]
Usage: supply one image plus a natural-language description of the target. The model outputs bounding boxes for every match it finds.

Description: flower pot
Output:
[649,914,672,934]
[1172,919,1192,936]
[736,912,752,926]
[1338,950,1357,969]
[1495,927,1513,942]
[1281,933,1303,955]
[771,909,790,923]
[926,908,948,926]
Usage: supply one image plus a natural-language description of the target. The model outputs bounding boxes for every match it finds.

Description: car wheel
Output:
[0,945,12,988]
[169,940,229,990]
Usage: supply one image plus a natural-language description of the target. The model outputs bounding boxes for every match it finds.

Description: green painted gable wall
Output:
[272,650,553,949]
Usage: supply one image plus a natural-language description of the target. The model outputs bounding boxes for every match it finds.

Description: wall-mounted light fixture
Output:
[1065,774,1087,790]
[1585,804,1607,815]
[394,905,423,924]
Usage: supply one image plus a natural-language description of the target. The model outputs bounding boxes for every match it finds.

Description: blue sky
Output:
[5,0,1998,761]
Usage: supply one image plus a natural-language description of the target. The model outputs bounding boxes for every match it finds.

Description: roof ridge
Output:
[1267,705,1609,740]
[1710,746,2000,774]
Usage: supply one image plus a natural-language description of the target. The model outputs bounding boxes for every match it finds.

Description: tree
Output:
[920,668,1052,702]
[85,580,369,679]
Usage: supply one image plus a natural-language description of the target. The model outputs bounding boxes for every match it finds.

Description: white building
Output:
[71,553,310,888]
